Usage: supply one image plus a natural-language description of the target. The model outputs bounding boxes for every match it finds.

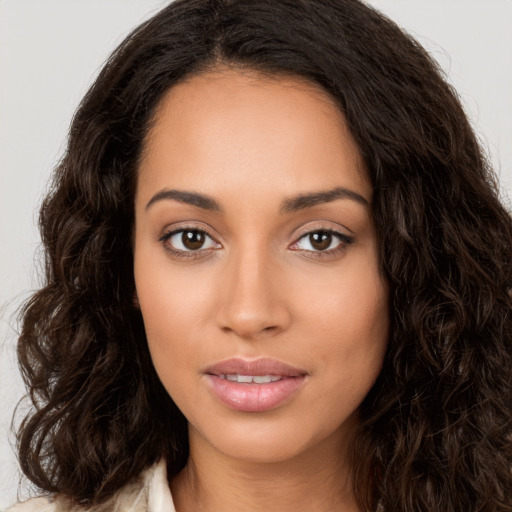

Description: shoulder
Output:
[4,496,56,512]
[5,459,175,512]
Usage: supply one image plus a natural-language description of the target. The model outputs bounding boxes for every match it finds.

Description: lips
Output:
[204,358,308,412]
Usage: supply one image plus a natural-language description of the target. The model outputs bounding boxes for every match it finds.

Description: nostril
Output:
[220,323,281,339]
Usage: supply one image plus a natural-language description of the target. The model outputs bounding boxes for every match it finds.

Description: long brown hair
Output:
[16,0,512,510]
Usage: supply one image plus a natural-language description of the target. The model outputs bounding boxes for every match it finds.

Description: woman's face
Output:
[134,69,389,464]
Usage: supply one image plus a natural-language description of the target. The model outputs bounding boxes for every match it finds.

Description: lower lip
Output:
[206,375,306,412]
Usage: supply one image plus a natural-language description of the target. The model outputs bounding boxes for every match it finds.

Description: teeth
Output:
[253,376,272,383]
[221,374,282,384]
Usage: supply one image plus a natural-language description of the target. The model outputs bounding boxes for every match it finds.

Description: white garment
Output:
[5,459,176,512]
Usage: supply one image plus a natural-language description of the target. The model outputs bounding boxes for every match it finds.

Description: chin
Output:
[189,411,353,466]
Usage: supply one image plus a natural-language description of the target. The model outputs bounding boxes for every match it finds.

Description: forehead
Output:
[152,67,342,126]
[137,68,371,203]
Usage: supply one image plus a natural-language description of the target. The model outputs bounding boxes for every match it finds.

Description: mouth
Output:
[216,374,283,384]
[204,358,308,412]
[205,357,307,378]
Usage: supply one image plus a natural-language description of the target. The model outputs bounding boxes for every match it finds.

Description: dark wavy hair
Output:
[16,0,512,510]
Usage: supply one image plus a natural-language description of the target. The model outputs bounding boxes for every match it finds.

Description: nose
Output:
[215,246,291,340]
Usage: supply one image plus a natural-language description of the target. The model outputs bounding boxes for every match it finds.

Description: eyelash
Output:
[290,228,354,258]
[158,226,354,260]
[159,226,220,260]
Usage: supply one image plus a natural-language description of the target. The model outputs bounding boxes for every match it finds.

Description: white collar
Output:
[7,459,176,512]
[146,459,176,512]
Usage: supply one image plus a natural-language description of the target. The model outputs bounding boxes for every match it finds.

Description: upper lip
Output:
[205,358,308,377]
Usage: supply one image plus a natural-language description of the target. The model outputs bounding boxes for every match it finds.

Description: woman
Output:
[8,0,512,511]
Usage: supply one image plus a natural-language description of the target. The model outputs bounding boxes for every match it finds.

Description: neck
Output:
[171,426,360,512]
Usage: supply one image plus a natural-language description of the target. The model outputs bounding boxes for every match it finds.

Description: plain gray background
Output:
[1,0,511,507]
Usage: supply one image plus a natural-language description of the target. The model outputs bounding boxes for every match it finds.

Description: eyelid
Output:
[288,224,354,255]
[157,221,353,259]
[158,224,222,259]
[290,221,353,242]
[164,229,218,248]
[158,221,220,242]
[291,230,352,248]
[160,226,216,242]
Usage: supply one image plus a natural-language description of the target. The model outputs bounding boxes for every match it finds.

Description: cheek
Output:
[294,252,389,386]
[135,239,214,334]
[294,247,388,342]
[134,244,202,373]
[305,292,388,434]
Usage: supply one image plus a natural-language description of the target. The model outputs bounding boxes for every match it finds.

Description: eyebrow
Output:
[145,185,369,213]
[279,186,369,213]
[146,189,222,211]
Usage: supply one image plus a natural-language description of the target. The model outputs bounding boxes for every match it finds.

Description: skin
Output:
[134,67,389,512]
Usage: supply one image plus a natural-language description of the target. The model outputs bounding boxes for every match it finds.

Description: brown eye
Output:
[309,231,332,251]
[182,230,205,250]
[161,228,219,253]
[291,229,353,255]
